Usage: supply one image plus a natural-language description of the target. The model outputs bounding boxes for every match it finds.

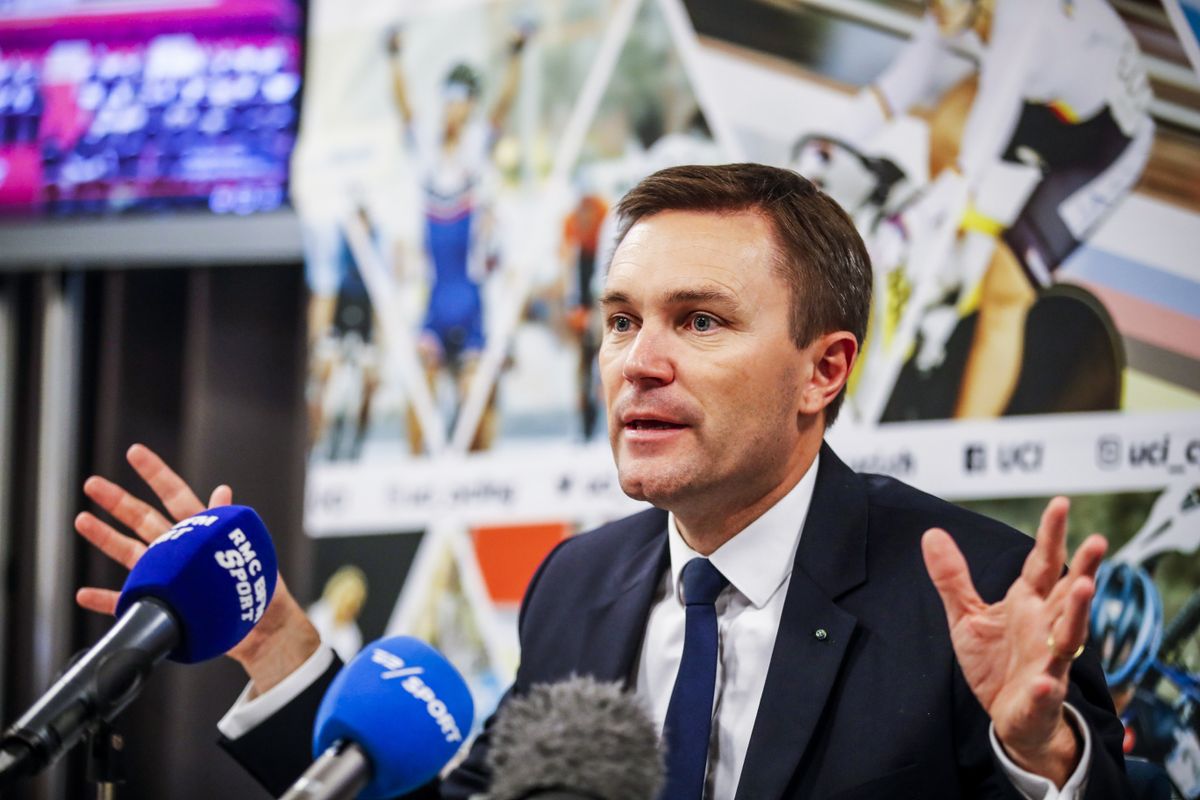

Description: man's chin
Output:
[616,462,694,508]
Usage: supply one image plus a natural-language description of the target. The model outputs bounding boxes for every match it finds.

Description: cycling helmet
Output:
[1089,560,1163,687]
[444,63,482,100]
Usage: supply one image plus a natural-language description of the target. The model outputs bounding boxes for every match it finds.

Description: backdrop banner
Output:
[294,1,1200,785]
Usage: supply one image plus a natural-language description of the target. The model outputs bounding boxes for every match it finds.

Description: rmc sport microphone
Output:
[0,504,277,786]
[280,636,475,800]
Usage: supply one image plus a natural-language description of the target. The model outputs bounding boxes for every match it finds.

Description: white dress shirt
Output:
[221,456,1092,799]
[635,455,821,799]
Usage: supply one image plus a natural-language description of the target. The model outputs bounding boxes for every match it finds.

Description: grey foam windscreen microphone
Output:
[481,676,663,800]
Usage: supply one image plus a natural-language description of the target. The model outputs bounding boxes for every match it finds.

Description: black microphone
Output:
[0,601,178,783]
[480,676,663,800]
[0,506,277,786]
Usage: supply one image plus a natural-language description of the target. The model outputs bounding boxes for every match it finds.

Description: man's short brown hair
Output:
[613,163,872,426]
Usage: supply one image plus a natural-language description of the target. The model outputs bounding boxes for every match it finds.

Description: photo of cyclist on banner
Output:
[557,190,609,442]
[305,202,385,461]
[387,23,532,454]
[796,0,1154,424]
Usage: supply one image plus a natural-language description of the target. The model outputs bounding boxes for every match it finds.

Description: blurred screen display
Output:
[0,0,301,216]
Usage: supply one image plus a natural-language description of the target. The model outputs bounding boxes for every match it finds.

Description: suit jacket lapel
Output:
[735,444,869,800]
[580,512,670,684]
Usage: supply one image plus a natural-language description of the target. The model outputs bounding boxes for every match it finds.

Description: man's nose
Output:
[622,325,674,386]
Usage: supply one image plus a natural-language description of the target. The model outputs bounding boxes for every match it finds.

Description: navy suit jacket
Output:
[222,444,1131,799]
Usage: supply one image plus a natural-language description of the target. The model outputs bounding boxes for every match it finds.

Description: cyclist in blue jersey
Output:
[388,27,528,452]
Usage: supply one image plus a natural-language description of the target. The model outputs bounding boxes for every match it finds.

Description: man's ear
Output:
[797,331,859,415]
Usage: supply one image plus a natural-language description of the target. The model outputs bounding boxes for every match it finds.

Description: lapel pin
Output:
[814,628,828,641]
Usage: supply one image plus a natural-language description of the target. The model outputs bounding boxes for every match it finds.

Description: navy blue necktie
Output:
[661,558,729,800]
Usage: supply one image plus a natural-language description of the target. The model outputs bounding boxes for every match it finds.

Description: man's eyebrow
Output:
[662,288,740,308]
[598,290,631,308]
[598,287,742,310]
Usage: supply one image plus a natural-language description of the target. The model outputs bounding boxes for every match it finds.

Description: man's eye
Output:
[611,316,632,333]
[690,313,718,332]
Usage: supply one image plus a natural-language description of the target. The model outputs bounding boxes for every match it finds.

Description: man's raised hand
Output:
[75,444,231,615]
[921,497,1108,787]
[75,444,320,695]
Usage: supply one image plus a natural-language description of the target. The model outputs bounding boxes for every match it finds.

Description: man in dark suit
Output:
[76,164,1128,798]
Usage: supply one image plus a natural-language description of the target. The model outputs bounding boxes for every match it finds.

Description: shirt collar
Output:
[666,454,819,609]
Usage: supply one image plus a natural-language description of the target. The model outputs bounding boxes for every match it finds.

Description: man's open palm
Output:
[921,497,1107,784]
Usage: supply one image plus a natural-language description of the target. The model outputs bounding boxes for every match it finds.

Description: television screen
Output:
[0,0,301,217]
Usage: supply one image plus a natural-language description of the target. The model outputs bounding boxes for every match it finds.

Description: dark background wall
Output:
[2,263,311,800]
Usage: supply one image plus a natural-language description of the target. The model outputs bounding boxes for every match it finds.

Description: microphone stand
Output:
[85,720,125,800]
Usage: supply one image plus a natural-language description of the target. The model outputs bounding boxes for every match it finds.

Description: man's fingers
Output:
[1046,533,1108,609]
[76,587,119,616]
[83,474,173,542]
[1068,534,1107,580]
[1021,497,1070,597]
[922,528,984,626]
[127,444,205,521]
[1058,577,1095,647]
[75,511,147,569]
[208,484,233,508]
[1047,576,1095,681]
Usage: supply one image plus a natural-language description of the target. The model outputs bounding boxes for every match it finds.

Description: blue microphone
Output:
[115,504,277,662]
[281,636,475,800]
[0,505,277,785]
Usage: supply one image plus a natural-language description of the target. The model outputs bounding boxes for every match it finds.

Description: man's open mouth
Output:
[626,420,687,430]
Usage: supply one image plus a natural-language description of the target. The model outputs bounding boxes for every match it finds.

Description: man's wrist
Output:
[234,592,322,698]
[998,713,1082,789]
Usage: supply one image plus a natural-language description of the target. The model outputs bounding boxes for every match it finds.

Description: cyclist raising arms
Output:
[387,26,529,451]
